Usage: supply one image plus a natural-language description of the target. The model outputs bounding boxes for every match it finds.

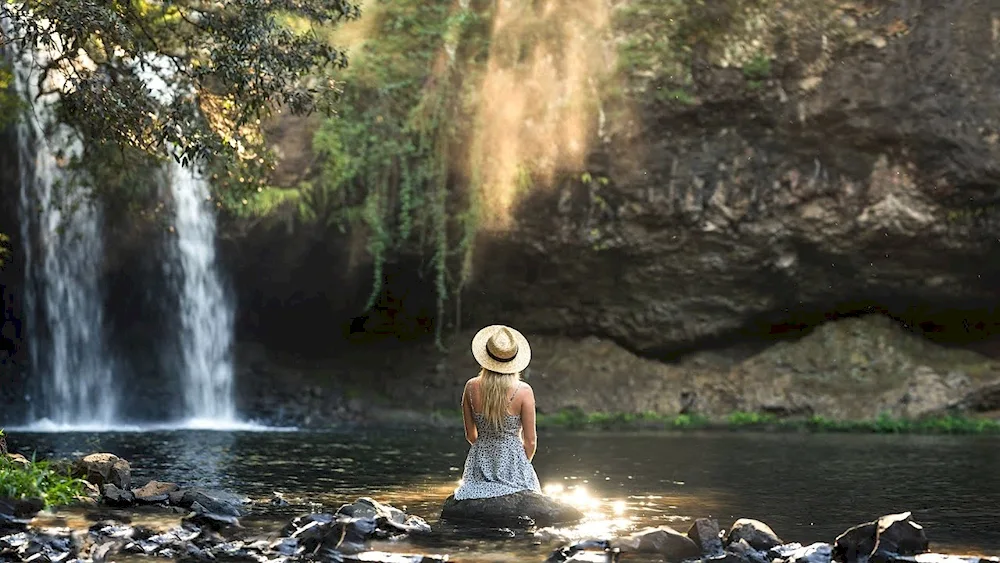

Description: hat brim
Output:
[471,325,531,374]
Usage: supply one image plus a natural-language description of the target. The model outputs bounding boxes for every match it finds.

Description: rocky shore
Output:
[235,315,1000,430]
[2,451,998,563]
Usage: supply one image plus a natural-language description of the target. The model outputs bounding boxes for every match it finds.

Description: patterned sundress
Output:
[453,384,542,500]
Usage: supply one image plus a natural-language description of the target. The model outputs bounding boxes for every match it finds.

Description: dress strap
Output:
[508,383,522,403]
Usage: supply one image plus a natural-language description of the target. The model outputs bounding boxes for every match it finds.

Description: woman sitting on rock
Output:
[453,325,542,501]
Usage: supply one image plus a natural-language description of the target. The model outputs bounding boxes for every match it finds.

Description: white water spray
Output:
[4,15,118,426]
[165,160,237,424]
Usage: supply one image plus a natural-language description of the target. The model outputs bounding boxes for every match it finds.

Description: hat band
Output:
[487,347,516,363]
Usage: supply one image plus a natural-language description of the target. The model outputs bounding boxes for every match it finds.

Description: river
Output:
[7,429,999,561]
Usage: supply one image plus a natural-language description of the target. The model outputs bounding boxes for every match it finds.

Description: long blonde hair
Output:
[479,368,521,432]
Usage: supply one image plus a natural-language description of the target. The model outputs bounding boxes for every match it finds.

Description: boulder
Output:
[687,518,724,555]
[173,488,248,517]
[440,491,584,528]
[872,513,929,559]
[73,454,131,490]
[612,526,702,562]
[726,519,783,551]
[133,481,179,504]
[834,513,929,563]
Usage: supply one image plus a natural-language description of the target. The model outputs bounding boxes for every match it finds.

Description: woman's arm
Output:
[462,381,478,445]
[520,385,537,461]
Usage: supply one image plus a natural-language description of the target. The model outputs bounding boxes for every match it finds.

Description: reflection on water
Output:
[7,429,1000,560]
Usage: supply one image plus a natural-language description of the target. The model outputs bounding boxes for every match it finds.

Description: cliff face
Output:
[461,0,1000,355]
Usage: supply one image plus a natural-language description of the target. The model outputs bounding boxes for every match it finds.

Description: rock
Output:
[728,538,774,563]
[872,512,929,559]
[440,491,584,527]
[775,543,833,563]
[726,519,783,551]
[688,518,724,555]
[0,497,43,532]
[183,504,241,531]
[132,480,179,504]
[3,454,28,468]
[269,491,290,506]
[338,497,431,535]
[612,526,702,562]
[74,453,131,490]
[174,488,248,517]
[834,521,878,563]
[835,513,929,563]
[101,484,135,507]
[546,539,617,563]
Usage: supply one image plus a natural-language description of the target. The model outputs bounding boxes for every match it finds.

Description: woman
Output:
[453,325,542,501]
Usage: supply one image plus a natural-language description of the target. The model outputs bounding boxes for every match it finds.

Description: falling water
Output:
[5,17,118,428]
[165,160,237,425]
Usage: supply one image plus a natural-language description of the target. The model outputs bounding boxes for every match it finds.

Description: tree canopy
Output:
[1,0,359,175]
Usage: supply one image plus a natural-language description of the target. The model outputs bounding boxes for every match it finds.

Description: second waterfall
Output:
[165,159,236,425]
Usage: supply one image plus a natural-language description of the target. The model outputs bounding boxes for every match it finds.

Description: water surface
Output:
[8,429,999,560]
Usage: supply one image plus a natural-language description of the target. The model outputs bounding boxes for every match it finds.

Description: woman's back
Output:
[454,325,541,501]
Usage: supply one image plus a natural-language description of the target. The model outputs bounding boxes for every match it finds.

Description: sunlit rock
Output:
[440,491,584,527]
[834,512,929,563]
[73,453,131,490]
[612,525,702,562]
[726,518,783,551]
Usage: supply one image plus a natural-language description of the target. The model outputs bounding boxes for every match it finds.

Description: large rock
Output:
[132,481,179,504]
[73,453,131,490]
[687,518,724,555]
[834,513,929,563]
[612,526,702,562]
[726,519,783,551]
[440,492,584,527]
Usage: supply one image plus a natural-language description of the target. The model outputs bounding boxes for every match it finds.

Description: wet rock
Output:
[183,502,241,531]
[0,497,43,533]
[74,453,131,490]
[726,519,783,551]
[440,491,584,527]
[270,491,290,506]
[133,480,179,504]
[101,484,135,507]
[0,526,79,562]
[886,556,1000,563]
[728,538,773,563]
[688,518,724,555]
[338,497,431,535]
[282,512,374,555]
[773,542,833,563]
[612,526,702,562]
[834,513,929,563]
[872,512,929,559]
[547,539,620,563]
[834,521,877,563]
[174,487,248,517]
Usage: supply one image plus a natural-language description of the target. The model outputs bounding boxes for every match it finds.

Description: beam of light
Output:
[467,0,614,231]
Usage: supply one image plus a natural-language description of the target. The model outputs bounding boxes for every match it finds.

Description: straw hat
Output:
[471,325,531,374]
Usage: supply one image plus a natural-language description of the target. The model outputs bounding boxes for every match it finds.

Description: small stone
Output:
[133,481,179,504]
[102,484,135,507]
[869,36,888,49]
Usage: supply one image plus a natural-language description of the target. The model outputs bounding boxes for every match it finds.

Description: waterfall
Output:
[5,17,119,428]
[165,159,237,425]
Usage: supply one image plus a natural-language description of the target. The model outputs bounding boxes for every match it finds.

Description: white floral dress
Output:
[454,385,542,500]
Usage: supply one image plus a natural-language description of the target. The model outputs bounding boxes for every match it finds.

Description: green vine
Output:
[306,0,489,347]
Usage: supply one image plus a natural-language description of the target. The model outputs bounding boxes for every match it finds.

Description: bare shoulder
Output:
[464,376,480,391]
[519,381,535,396]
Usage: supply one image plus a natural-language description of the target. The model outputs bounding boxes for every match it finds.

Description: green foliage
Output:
[0,455,89,507]
[742,53,771,81]
[0,234,10,269]
[0,64,25,130]
[307,0,489,346]
[535,408,1000,434]
[2,0,359,171]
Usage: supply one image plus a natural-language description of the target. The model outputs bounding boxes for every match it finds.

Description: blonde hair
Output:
[478,368,521,432]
